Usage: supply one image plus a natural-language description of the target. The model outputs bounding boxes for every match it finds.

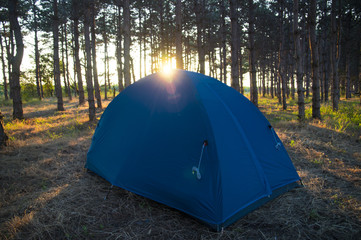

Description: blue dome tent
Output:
[85,70,300,231]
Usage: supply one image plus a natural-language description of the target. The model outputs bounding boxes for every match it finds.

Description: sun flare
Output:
[161,62,174,77]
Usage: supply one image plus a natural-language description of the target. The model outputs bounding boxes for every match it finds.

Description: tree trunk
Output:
[71,27,78,97]
[103,20,108,100]
[33,0,41,100]
[0,26,8,100]
[239,52,244,94]
[175,0,183,69]
[123,0,131,87]
[73,18,85,105]
[64,21,72,100]
[0,111,8,148]
[289,53,295,100]
[143,16,147,76]
[249,0,257,106]
[91,3,102,109]
[346,57,351,99]
[331,0,340,110]
[220,0,227,83]
[262,65,266,97]
[278,0,287,110]
[195,0,205,74]
[305,45,311,98]
[84,5,96,121]
[309,0,321,119]
[8,0,24,119]
[61,23,70,99]
[230,0,240,92]
[271,59,274,98]
[8,26,14,100]
[115,5,123,92]
[53,0,64,111]
[293,0,305,120]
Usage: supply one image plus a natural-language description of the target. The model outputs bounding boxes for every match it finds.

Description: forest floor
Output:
[0,96,360,240]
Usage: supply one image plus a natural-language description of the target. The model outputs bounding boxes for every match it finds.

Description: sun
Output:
[161,62,174,77]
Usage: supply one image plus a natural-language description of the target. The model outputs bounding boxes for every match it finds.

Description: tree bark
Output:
[271,58,274,98]
[61,23,71,100]
[84,5,96,121]
[115,4,123,92]
[293,0,305,120]
[195,0,205,74]
[331,0,340,110]
[309,0,321,119]
[239,52,244,94]
[8,0,24,119]
[103,16,108,100]
[91,2,102,109]
[53,0,64,111]
[249,0,257,106]
[123,0,131,87]
[73,18,85,105]
[0,25,8,100]
[0,111,8,148]
[220,0,227,83]
[175,0,183,69]
[64,21,72,100]
[230,0,240,92]
[33,0,41,100]
[278,0,287,110]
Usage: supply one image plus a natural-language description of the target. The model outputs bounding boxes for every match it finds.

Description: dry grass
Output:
[0,97,360,239]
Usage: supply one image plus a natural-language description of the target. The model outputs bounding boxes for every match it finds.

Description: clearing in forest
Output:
[0,97,360,239]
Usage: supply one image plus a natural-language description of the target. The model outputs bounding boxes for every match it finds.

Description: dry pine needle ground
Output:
[0,97,360,240]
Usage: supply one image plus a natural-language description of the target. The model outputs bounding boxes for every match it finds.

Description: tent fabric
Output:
[85,70,300,230]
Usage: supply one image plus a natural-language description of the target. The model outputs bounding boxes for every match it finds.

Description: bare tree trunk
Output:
[230,0,240,92]
[123,0,131,87]
[346,57,351,99]
[239,52,244,94]
[271,58,274,98]
[289,53,295,100]
[0,26,8,100]
[61,23,70,99]
[9,0,24,119]
[143,16,147,76]
[278,0,287,110]
[249,0,257,106]
[0,111,8,147]
[195,0,205,74]
[175,0,183,69]
[8,26,14,100]
[262,65,266,97]
[53,0,64,111]
[84,5,96,121]
[130,57,136,84]
[64,22,72,100]
[331,0,340,110]
[103,19,108,100]
[91,3,102,109]
[309,0,321,119]
[115,5,123,92]
[73,18,85,105]
[71,27,78,97]
[32,0,41,100]
[293,0,305,120]
[220,0,227,83]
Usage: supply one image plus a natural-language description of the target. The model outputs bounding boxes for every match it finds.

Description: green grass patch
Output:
[257,95,361,136]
